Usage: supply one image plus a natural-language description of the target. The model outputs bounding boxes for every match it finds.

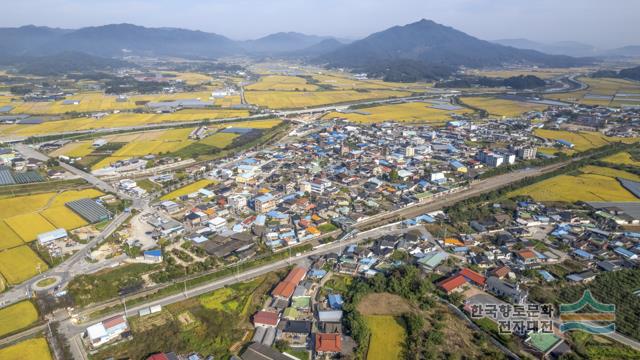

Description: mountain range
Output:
[0,19,627,80]
[494,38,640,58]
[0,24,343,59]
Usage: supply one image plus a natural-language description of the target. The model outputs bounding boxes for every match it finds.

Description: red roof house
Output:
[459,268,486,286]
[253,311,279,327]
[315,333,342,353]
[517,249,537,264]
[272,266,307,299]
[437,274,467,294]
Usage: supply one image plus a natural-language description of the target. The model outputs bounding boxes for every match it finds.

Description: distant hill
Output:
[0,51,133,75]
[603,46,640,58]
[240,32,336,54]
[0,21,602,81]
[316,19,591,81]
[286,38,345,58]
[593,65,640,81]
[494,38,640,59]
[0,24,347,60]
[493,38,597,57]
[0,25,71,56]
[0,23,241,59]
[436,75,546,90]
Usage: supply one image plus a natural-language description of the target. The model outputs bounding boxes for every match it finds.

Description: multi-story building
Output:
[516,147,537,160]
[254,193,276,213]
[228,194,247,210]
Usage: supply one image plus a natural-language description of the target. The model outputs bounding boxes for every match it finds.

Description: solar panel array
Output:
[66,198,111,223]
[619,178,640,199]
[12,171,44,184]
[0,168,16,185]
[0,168,43,186]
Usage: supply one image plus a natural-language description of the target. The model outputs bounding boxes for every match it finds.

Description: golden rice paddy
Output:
[0,301,39,337]
[244,90,411,109]
[0,337,53,360]
[325,101,471,124]
[460,96,547,117]
[508,165,640,203]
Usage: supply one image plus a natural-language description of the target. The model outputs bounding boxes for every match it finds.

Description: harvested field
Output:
[357,292,414,316]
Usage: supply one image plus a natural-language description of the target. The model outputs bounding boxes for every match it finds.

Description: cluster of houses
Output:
[136,119,552,268]
[250,266,348,359]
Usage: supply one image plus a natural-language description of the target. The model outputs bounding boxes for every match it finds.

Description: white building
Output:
[405,146,415,157]
[208,217,227,232]
[118,179,137,190]
[37,228,67,245]
[85,315,129,348]
[229,194,248,210]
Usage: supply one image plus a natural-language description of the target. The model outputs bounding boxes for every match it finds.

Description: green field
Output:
[198,278,264,315]
[0,301,39,337]
[508,165,640,202]
[93,274,279,360]
[0,337,52,360]
[365,315,406,360]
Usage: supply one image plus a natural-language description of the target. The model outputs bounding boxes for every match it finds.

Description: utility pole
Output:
[122,296,128,318]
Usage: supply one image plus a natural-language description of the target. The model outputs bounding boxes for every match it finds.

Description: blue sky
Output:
[2,0,638,48]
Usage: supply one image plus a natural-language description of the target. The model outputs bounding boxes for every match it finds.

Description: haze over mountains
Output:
[493,38,640,58]
[1,19,635,80]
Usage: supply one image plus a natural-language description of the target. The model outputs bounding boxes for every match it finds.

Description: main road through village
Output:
[5,74,627,359]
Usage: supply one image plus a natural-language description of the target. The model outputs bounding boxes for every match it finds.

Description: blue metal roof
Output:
[573,249,594,259]
[144,249,162,257]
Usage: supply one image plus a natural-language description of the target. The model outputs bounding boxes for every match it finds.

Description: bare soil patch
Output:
[357,292,414,315]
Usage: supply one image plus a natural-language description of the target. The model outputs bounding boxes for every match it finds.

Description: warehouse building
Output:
[66,198,111,223]
[37,228,68,245]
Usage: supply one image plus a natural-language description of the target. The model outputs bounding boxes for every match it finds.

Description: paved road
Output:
[352,161,572,231]
[0,211,131,307]
[1,90,493,142]
[0,145,143,307]
[13,144,124,197]
[49,222,408,360]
